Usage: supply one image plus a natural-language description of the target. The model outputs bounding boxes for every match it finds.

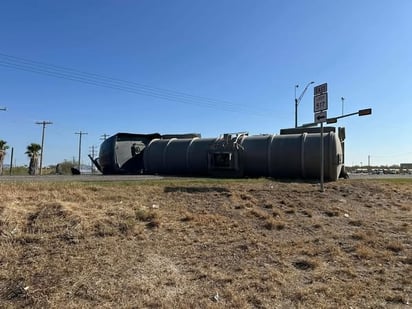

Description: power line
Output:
[0,52,240,108]
[0,52,273,116]
[0,59,249,113]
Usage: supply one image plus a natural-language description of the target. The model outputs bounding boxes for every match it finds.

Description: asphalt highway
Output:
[347,173,412,180]
[0,174,164,182]
[0,173,410,183]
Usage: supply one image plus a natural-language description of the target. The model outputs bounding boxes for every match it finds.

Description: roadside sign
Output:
[314,93,328,112]
[313,82,328,193]
[314,111,327,123]
[314,83,327,96]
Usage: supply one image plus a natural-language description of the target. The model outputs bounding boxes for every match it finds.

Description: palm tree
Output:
[0,140,9,176]
[25,143,42,175]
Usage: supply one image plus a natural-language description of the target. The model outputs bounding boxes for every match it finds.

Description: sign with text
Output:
[314,93,328,112]
[314,83,327,96]
[314,110,327,123]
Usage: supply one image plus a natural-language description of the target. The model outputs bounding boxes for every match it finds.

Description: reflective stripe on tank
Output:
[144,138,160,172]
[301,133,307,178]
[186,137,199,171]
[267,134,277,177]
[163,138,177,172]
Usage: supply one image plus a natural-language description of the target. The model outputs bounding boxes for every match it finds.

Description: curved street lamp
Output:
[295,81,314,128]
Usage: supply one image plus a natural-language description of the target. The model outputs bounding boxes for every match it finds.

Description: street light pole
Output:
[341,97,345,116]
[294,85,299,128]
[368,155,371,174]
[35,121,53,175]
[294,81,314,128]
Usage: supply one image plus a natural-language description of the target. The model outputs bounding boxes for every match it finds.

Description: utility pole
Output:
[9,147,14,176]
[1,107,8,174]
[36,121,53,175]
[100,134,109,141]
[75,131,88,171]
[294,81,314,128]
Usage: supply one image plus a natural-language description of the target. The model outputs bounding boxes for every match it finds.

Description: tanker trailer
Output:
[92,127,345,181]
[142,129,344,180]
[94,132,200,174]
[143,133,247,177]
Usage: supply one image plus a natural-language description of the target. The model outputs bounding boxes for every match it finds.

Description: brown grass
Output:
[0,178,411,308]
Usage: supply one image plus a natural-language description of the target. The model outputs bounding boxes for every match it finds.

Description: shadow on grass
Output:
[164,186,231,194]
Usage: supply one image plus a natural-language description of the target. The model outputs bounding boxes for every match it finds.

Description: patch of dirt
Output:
[0,179,410,308]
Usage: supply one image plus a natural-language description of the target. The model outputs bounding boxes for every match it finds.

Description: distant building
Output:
[400,163,412,173]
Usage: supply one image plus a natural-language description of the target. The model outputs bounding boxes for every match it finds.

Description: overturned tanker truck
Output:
[89,126,347,181]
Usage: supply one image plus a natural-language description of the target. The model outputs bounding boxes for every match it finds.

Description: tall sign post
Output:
[314,83,328,192]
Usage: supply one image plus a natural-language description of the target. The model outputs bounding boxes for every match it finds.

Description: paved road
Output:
[0,174,164,182]
[347,173,412,180]
[1,173,410,183]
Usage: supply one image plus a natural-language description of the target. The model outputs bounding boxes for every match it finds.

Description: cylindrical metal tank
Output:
[144,137,217,175]
[186,138,217,174]
[143,131,343,180]
[239,135,273,176]
[267,134,303,177]
[143,138,169,174]
[236,132,343,180]
[163,138,195,174]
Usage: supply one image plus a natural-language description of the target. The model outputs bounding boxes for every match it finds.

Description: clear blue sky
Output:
[0,0,411,167]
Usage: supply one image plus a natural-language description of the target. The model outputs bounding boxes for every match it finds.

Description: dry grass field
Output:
[0,178,411,308]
